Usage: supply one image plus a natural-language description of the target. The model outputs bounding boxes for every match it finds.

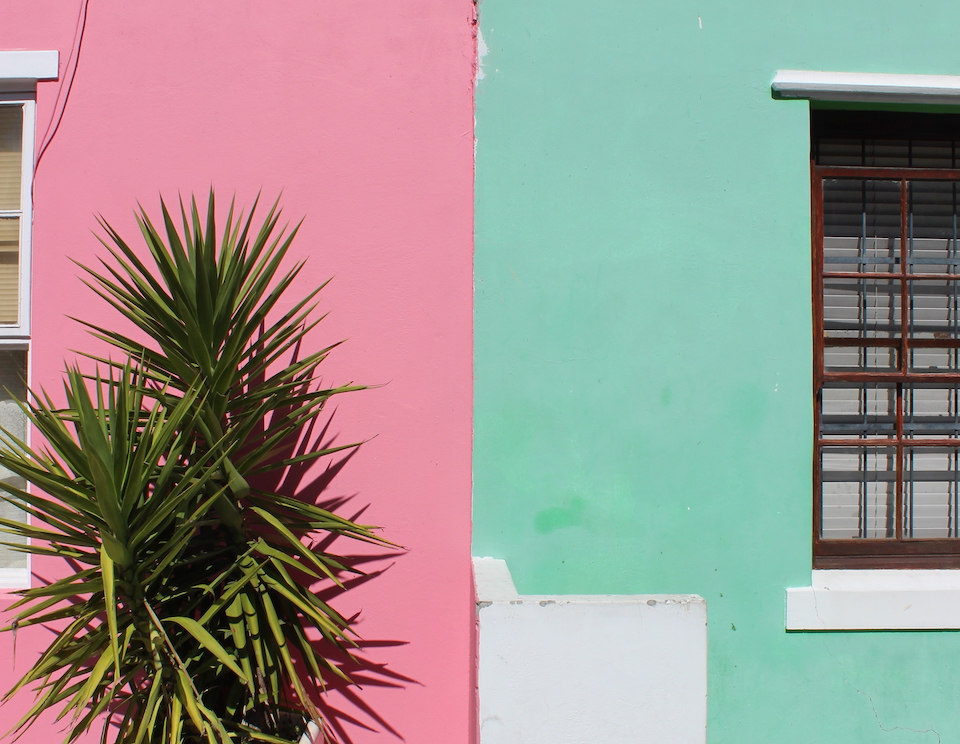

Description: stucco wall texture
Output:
[4,2,476,742]
[474,1,960,743]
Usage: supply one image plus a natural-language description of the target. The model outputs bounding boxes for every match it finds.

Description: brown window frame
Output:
[813,110,960,568]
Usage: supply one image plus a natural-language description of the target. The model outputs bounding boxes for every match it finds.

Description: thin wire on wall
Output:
[34,0,90,178]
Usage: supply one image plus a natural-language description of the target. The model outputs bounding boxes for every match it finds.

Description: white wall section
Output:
[474,558,707,744]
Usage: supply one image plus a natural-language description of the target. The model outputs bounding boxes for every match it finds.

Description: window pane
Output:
[824,344,897,373]
[904,384,960,438]
[0,106,22,211]
[817,138,863,166]
[0,350,27,569]
[821,446,896,539]
[820,383,896,439]
[909,181,960,275]
[903,447,960,538]
[823,278,900,338]
[912,142,955,169]
[0,217,19,324]
[907,279,960,339]
[863,140,910,168]
[910,347,960,373]
[823,178,901,240]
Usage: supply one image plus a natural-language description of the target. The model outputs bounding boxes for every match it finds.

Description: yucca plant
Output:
[0,193,387,744]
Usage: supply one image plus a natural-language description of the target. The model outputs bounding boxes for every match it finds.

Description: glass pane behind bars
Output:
[824,345,897,373]
[821,383,896,439]
[904,448,960,538]
[821,447,896,539]
[904,384,960,438]
[909,181,960,272]
[823,278,900,338]
[823,180,901,341]
[908,183,960,372]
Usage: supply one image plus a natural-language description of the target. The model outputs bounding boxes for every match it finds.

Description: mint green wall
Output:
[474,2,960,741]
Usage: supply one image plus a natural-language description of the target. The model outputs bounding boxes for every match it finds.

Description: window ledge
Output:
[786,570,960,630]
[0,51,58,91]
[772,70,960,105]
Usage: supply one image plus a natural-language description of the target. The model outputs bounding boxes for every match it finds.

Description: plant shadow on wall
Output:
[0,193,410,744]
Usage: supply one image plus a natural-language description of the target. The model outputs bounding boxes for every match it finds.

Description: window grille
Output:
[814,110,960,567]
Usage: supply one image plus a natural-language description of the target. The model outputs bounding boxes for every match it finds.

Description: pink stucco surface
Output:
[3,2,476,742]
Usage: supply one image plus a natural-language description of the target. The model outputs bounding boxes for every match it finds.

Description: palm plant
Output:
[0,193,387,743]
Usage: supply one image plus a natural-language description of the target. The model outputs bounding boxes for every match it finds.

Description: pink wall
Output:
[3,1,476,742]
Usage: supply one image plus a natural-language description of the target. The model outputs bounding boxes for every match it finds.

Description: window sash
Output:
[0,96,34,339]
[814,164,960,567]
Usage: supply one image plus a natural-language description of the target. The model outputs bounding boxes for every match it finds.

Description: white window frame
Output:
[0,49,57,345]
[774,68,960,629]
[0,51,58,588]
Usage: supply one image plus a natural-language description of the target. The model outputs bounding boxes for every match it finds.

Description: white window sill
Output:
[786,570,960,630]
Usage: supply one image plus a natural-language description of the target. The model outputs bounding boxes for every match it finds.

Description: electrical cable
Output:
[34,0,90,177]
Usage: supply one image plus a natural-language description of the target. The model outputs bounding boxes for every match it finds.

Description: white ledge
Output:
[473,557,519,601]
[772,70,960,104]
[0,51,59,83]
[786,570,960,630]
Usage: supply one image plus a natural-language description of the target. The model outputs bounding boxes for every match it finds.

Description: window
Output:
[0,96,34,586]
[0,51,57,587]
[813,109,960,568]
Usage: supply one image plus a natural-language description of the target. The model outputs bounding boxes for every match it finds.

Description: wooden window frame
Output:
[813,116,960,568]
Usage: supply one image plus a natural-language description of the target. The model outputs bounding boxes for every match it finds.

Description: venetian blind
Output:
[0,105,21,210]
[0,106,21,325]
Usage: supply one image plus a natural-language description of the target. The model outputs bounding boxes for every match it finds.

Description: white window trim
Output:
[774,71,960,628]
[0,51,57,590]
[773,70,960,105]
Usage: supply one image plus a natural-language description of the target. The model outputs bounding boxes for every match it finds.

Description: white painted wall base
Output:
[474,558,707,744]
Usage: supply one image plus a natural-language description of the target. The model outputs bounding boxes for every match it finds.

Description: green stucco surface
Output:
[473,2,960,741]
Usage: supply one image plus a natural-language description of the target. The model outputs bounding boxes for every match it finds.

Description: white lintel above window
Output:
[0,51,59,92]
[772,70,960,105]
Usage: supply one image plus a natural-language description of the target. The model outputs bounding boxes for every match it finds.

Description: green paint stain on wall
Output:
[534,497,586,534]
